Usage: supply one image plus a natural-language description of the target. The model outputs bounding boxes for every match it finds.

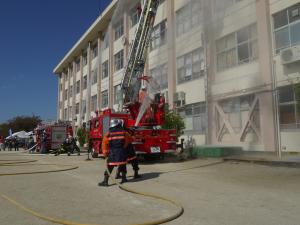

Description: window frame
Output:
[216,24,258,72]
[278,85,300,130]
[101,90,109,108]
[273,3,300,54]
[177,48,205,84]
[102,61,109,79]
[114,19,124,41]
[114,50,124,72]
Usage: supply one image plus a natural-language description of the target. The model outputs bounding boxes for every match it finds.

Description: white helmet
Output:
[109,119,123,128]
[141,85,147,90]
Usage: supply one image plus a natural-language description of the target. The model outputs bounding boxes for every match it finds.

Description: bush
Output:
[77,127,87,147]
[162,110,185,140]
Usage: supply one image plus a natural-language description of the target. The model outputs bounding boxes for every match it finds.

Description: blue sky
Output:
[0,0,111,123]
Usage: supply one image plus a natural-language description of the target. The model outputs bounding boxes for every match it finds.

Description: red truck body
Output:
[35,122,73,152]
[89,108,177,158]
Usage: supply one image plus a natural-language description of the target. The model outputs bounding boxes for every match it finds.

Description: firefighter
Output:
[116,131,141,179]
[98,119,130,187]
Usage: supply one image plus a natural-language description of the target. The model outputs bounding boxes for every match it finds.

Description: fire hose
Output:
[0,156,222,225]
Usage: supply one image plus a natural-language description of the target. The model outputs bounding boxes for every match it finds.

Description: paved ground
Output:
[0,151,300,225]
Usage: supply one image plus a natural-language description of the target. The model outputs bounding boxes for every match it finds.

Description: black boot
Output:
[120,172,128,184]
[98,176,109,187]
[115,172,121,179]
[134,170,141,179]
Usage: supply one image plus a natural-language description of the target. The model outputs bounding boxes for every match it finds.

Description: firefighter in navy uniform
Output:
[116,131,141,179]
[98,119,130,187]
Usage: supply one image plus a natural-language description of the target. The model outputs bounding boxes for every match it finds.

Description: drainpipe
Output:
[272,60,281,158]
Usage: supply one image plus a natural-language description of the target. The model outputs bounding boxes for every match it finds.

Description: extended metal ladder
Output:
[121,0,159,104]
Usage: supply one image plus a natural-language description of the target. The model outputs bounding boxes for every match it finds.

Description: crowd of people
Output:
[0,137,20,151]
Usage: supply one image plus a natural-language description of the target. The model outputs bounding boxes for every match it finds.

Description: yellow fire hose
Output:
[0,157,222,225]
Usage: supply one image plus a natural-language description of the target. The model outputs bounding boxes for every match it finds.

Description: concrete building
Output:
[53,0,300,153]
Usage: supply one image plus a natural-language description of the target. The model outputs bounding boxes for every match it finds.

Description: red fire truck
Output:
[35,122,73,152]
[89,0,177,158]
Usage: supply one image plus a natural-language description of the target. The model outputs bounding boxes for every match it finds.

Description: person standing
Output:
[98,119,129,187]
[40,131,47,154]
[14,138,19,151]
[115,132,141,179]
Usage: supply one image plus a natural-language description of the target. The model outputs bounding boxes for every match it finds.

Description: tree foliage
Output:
[77,127,87,147]
[294,82,300,116]
[0,115,41,137]
[162,110,185,139]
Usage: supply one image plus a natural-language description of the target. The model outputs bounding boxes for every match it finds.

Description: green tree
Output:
[77,127,87,147]
[0,115,41,137]
[162,110,185,139]
[294,82,300,116]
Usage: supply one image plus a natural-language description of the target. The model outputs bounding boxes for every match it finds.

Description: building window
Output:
[273,3,300,54]
[102,61,109,79]
[76,59,80,72]
[102,32,109,49]
[114,84,122,104]
[279,85,300,129]
[130,4,140,27]
[69,85,73,98]
[114,50,124,72]
[76,80,80,94]
[114,19,124,40]
[64,108,68,121]
[177,48,204,84]
[178,102,206,134]
[150,20,167,51]
[69,106,72,119]
[83,75,87,90]
[92,69,98,85]
[75,103,79,115]
[82,100,86,115]
[64,89,68,100]
[216,24,258,72]
[176,0,201,37]
[83,52,88,66]
[69,67,73,79]
[91,95,97,112]
[101,90,109,108]
[92,44,98,59]
[150,64,168,89]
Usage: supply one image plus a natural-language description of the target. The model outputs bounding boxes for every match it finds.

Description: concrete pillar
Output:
[86,42,92,120]
[79,54,84,123]
[62,71,66,120]
[256,0,277,152]
[108,24,114,109]
[166,0,176,109]
[97,34,102,111]
[57,74,61,121]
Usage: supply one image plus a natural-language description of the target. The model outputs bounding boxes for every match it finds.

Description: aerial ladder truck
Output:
[89,0,177,158]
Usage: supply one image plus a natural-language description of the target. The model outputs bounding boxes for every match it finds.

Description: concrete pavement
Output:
[1,151,300,225]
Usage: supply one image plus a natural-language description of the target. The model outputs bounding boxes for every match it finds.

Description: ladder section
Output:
[121,0,159,104]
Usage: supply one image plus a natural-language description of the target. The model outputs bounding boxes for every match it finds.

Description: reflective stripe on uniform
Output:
[108,161,127,166]
[127,156,137,161]
[108,136,125,141]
